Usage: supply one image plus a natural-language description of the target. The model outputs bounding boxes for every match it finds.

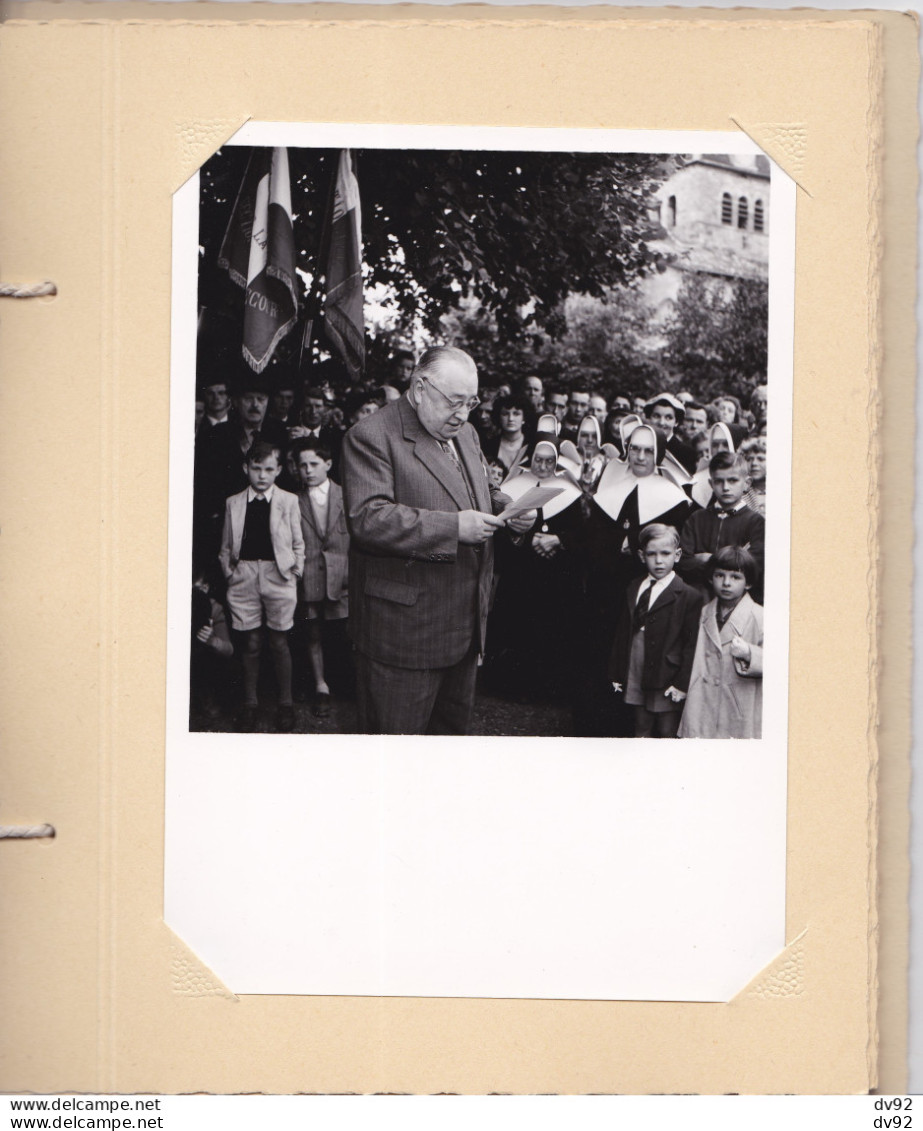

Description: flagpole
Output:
[297,287,320,383]
[321,148,366,387]
[304,149,339,377]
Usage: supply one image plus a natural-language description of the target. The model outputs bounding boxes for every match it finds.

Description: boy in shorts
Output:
[219,439,304,731]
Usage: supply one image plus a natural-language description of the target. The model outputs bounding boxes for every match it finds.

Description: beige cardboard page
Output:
[0,5,915,1094]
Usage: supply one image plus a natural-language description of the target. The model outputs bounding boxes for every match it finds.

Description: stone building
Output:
[643,154,771,318]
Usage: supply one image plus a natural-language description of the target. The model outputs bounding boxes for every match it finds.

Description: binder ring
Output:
[0,824,55,839]
[0,281,57,298]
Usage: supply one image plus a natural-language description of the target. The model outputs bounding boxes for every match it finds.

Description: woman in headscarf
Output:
[483,435,583,702]
[560,413,616,494]
[593,422,693,562]
[643,391,697,475]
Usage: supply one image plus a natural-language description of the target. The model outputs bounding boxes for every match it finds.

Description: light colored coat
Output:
[218,487,305,581]
[678,593,763,739]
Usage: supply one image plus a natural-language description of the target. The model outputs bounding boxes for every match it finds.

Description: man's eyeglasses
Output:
[421,377,480,415]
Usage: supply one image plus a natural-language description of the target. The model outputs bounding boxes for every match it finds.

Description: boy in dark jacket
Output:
[679,451,765,602]
[610,523,704,738]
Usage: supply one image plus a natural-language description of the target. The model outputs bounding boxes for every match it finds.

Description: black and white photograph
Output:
[165,123,793,1002]
[185,133,777,741]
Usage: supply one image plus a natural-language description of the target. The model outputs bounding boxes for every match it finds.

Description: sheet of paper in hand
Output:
[498,484,566,520]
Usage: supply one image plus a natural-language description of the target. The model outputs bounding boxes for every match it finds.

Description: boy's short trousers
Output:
[301,595,349,621]
[226,560,297,631]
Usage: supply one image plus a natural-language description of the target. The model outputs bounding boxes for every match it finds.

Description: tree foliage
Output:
[197,146,769,403]
[659,274,769,403]
[198,145,674,362]
[440,288,666,397]
[439,272,769,404]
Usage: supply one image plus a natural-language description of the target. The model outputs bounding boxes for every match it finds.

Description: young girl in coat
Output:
[678,545,764,739]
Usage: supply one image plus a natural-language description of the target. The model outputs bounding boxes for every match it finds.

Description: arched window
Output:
[721,193,733,224]
[737,197,749,229]
[667,195,677,226]
[754,199,765,232]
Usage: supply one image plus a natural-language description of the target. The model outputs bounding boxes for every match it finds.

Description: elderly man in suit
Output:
[342,346,533,734]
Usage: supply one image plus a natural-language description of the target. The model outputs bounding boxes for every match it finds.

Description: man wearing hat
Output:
[266,374,299,431]
[643,392,697,475]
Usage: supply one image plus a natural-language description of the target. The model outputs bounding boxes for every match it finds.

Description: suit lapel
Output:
[727,593,754,639]
[458,429,491,511]
[649,576,678,614]
[299,491,319,538]
[325,484,343,542]
[400,397,471,512]
[703,603,723,649]
[231,492,247,557]
[268,490,283,549]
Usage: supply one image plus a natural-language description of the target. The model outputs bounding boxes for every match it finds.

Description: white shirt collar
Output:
[206,412,228,427]
[637,571,676,607]
[247,485,275,503]
[309,480,331,503]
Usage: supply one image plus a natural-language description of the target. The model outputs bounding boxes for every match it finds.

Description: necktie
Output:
[441,441,477,508]
[634,583,652,631]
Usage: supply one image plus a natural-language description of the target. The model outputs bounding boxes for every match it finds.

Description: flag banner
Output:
[324,149,365,379]
[218,147,299,374]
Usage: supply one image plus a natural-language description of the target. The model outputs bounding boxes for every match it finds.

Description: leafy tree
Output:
[659,274,768,403]
[539,289,667,396]
[197,146,675,374]
[440,287,667,397]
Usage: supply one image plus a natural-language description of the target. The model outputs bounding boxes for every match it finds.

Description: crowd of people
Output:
[191,352,769,738]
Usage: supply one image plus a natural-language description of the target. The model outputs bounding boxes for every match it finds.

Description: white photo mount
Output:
[166,123,795,1002]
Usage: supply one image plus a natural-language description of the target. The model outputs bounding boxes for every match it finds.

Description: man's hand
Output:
[196,623,214,646]
[611,682,623,694]
[506,509,537,535]
[458,510,505,544]
[664,686,687,703]
[694,552,712,564]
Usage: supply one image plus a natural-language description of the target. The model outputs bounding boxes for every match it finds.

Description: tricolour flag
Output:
[323,149,365,380]
[218,147,299,374]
